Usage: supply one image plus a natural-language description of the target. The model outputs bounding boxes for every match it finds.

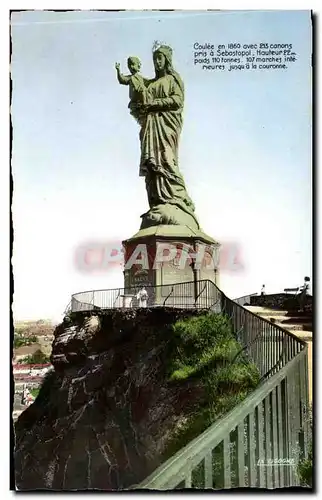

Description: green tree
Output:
[21,350,50,364]
[14,334,38,348]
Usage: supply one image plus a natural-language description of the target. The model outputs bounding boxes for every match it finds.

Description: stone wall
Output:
[250,293,312,311]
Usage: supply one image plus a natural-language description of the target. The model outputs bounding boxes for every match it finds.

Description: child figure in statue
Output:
[115,57,149,121]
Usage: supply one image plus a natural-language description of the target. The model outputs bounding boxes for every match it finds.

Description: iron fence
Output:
[70,280,220,312]
[69,280,305,381]
[67,279,308,489]
[220,294,304,380]
[137,347,309,489]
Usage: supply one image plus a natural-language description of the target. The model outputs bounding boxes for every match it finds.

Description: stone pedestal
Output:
[122,225,220,307]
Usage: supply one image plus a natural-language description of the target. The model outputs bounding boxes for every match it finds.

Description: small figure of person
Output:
[261,284,266,296]
[136,286,148,308]
[299,276,310,312]
[115,57,149,121]
[21,384,27,405]
[22,385,29,405]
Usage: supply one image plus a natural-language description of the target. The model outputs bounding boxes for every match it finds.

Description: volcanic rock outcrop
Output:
[14,308,259,490]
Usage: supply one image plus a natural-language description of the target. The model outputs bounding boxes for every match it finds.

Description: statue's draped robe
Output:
[137,74,199,226]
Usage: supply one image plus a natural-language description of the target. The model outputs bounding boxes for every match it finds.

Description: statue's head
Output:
[153,45,173,75]
[127,56,141,75]
[152,43,184,94]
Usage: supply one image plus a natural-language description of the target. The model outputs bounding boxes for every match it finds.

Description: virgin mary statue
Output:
[122,44,200,231]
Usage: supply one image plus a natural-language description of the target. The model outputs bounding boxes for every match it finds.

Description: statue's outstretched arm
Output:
[117,72,131,85]
[115,63,131,85]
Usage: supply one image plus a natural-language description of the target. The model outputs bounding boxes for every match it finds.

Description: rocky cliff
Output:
[14,308,259,491]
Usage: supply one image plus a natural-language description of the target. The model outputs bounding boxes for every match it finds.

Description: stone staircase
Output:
[245,305,313,401]
[245,306,312,333]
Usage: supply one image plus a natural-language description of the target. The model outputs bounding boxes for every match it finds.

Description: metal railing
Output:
[68,279,309,488]
[220,294,305,380]
[137,347,309,489]
[70,280,304,380]
[102,280,308,489]
[70,280,220,312]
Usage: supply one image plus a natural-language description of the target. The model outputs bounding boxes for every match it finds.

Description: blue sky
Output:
[11,10,312,321]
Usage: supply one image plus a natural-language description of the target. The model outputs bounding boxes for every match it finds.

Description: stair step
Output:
[289,330,312,339]
[245,307,288,316]
[266,315,297,323]
[244,307,312,329]
[282,317,312,323]
[275,323,306,331]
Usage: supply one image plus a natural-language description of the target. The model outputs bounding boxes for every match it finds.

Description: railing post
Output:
[237,423,245,487]
[223,436,231,488]
[247,412,256,487]
[272,326,276,374]
[288,369,299,485]
[276,383,285,487]
[204,452,213,488]
[277,329,282,370]
[299,349,309,459]
[271,325,275,373]
[285,376,292,486]
[264,395,273,488]
[192,251,199,305]
[184,470,192,488]
[271,388,279,487]
[255,402,265,488]
[293,362,302,486]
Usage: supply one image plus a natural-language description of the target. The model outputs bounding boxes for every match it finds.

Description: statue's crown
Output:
[152,40,172,55]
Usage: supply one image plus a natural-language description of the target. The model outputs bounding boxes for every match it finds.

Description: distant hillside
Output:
[13,320,55,363]
[14,320,55,338]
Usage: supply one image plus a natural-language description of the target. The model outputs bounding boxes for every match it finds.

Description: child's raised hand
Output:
[115,62,120,70]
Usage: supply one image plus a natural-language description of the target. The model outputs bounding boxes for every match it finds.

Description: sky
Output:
[11,9,312,322]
